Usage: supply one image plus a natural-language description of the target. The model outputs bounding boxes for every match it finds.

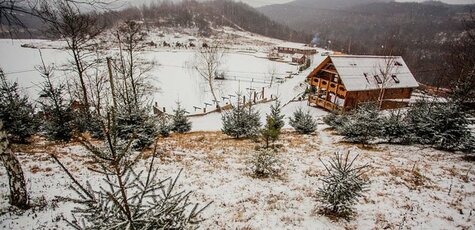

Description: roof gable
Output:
[329,55,419,91]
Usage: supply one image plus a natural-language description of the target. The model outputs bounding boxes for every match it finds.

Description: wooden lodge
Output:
[307,55,419,113]
[276,42,317,56]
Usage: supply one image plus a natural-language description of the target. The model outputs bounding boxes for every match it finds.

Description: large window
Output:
[391,75,400,83]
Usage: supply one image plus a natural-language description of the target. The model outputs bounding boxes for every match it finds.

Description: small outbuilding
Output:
[276,42,317,55]
[291,53,306,64]
[307,55,419,113]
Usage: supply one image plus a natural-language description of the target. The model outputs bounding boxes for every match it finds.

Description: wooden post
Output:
[262,87,265,99]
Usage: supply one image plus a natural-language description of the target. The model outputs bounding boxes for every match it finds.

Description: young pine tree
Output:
[269,100,285,130]
[260,117,280,149]
[318,152,369,218]
[340,103,382,146]
[38,66,75,142]
[222,97,261,139]
[116,108,158,150]
[289,108,317,134]
[171,102,192,134]
[158,115,172,138]
[0,69,38,143]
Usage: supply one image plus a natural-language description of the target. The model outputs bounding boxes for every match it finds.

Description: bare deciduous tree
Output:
[193,43,225,110]
[41,1,102,112]
[114,20,155,113]
[375,55,399,109]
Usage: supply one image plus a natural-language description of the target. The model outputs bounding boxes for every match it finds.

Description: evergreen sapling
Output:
[222,97,261,138]
[171,102,192,134]
[0,69,38,143]
[289,108,317,134]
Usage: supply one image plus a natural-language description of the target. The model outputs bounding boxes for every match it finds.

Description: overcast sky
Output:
[241,0,475,7]
[126,0,475,7]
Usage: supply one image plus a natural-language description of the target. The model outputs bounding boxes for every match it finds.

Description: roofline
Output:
[345,85,420,92]
[329,55,403,59]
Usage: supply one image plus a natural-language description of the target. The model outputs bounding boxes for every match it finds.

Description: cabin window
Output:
[363,73,370,83]
[339,86,345,91]
[394,61,403,66]
[333,75,339,83]
[330,83,336,88]
[321,81,327,85]
[374,75,382,84]
[391,75,400,83]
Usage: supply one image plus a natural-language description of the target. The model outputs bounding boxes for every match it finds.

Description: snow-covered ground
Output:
[2,26,473,230]
[0,27,326,116]
[1,125,474,229]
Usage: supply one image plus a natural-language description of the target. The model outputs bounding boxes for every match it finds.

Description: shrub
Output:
[381,111,410,144]
[248,148,282,178]
[0,70,39,143]
[171,102,192,134]
[39,78,75,142]
[339,103,382,145]
[158,115,172,137]
[289,108,317,134]
[222,99,261,138]
[323,112,348,132]
[318,152,369,218]
[117,109,158,150]
[406,101,474,152]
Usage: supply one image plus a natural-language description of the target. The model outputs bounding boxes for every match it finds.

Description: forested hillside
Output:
[259,0,474,86]
[1,0,312,43]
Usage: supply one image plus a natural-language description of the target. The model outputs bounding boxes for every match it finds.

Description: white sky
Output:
[240,0,475,7]
[126,0,475,7]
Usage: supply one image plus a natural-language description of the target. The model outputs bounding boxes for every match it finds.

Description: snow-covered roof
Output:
[329,55,419,91]
[277,42,315,51]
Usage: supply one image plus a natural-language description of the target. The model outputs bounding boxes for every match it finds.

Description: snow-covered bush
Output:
[38,74,75,142]
[248,148,282,178]
[158,115,172,137]
[0,69,39,143]
[289,108,317,134]
[117,109,158,150]
[171,102,192,134]
[318,152,369,218]
[221,99,261,139]
[72,111,103,138]
[406,101,474,152]
[323,112,348,132]
[381,111,411,144]
[339,103,382,145]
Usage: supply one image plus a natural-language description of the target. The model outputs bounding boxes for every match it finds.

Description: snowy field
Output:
[0,124,474,229]
[0,27,326,115]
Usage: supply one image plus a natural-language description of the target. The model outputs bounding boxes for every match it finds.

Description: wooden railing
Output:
[308,95,345,113]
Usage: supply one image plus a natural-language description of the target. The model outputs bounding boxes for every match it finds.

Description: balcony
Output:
[337,86,346,97]
[328,83,338,94]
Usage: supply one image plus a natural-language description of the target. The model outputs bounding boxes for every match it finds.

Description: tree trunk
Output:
[0,128,29,209]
